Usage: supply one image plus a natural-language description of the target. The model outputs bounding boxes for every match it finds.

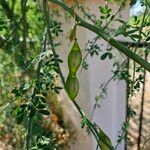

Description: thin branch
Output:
[104,0,126,29]
[21,0,28,58]
[80,36,99,72]
[73,101,113,150]
[141,135,150,150]
[91,59,127,118]
[137,49,148,150]
[48,0,150,72]
[0,80,4,101]
[43,0,66,87]
[74,0,96,23]
[130,4,148,98]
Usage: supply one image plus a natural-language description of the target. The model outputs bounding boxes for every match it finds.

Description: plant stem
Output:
[103,0,126,29]
[137,51,147,150]
[43,0,66,87]
[21,0,28,58]
[73,101,113,149]
[48,0,150,72]
[130,4,148,99]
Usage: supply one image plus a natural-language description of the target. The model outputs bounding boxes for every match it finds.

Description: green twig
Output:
[43,0,66,87]
[21,0,28,58]
[48,0,150,72]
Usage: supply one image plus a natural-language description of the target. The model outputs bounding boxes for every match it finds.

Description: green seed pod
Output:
[66,75,79,101]
[68,40,82,76]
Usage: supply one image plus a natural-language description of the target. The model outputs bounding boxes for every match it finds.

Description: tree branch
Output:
[48,0,150,72]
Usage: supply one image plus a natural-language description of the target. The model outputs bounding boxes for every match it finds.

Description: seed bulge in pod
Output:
[66,75,79,101]
[68,40,82,76]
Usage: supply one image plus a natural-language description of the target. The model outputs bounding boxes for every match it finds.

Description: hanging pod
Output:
[68,40,82,76]
[66,40,82,100]
[66,75,79,100]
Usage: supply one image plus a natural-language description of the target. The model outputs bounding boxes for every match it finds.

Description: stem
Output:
[87,120,113,150]
[130,4,148,98]
[48,0,150,72]
[81,36,99,72]
[125,57,130,150]
[73,101,113,149]
[103,0,126,29]
[87,122,101,149]
[91,74,115,118]
[21,0,28,58]
[91,59,127,118]
[74,0,96,23]
[141,136,150,150]
[43,0,66,87]
[137,51,147,150]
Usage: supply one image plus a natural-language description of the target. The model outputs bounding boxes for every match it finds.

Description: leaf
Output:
[108,53,113,59]
[115,24,127,37]
[81,117,88,128]
[100,53,109,60]
[35,95,46,103]
[15,106,26,124]
[115,19,126,24]
[53,86,63,94]
[100,15,106,20]
[29,108,36,118]
[37,103,46,109]
[106,14,110,18]
[16,113,24,124]
[98,129,112,150]
[99,6,106,14]
[106,8,112,14]
[146,36,150,42]
[95,95,100,102]
[24,58,35,70]
[130,34,142,39]
[39,109,50,116]
[126,29,138,35]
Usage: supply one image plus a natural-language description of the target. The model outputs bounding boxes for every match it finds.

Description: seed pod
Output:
[68,40,82,76]
[66,75,79,101]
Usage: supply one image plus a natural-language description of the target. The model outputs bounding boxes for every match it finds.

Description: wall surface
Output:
[56,0,130,149]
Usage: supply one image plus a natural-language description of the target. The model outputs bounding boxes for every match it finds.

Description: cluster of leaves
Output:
[0,0,65,149]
